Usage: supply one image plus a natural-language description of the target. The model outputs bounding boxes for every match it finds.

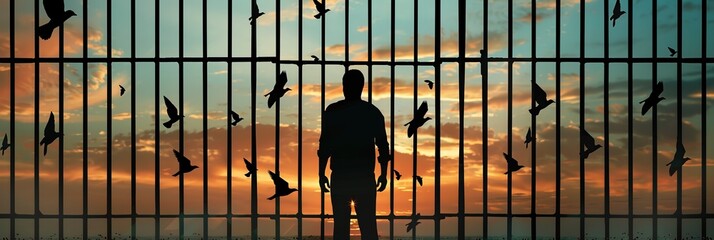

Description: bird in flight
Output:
[163,96,183,128]
[38,0,76,40]
[393,169,402,180]
[230,110,243,126]
[610,0,626,27]
[424,80,434,90]
[265,71,292,108]
[666,140,690,176]
[267,171,298,200]
[639,81,665,115]
[529,80,555,116]
[171,149,199,177]
[313,0,330,19]
[311,55,319,61]
[524,127,535,149]
[248,2,265,26]
[1,133,10,156]
[406,214,421,232]
[503,152,524,175]
[40,112,62,156]
[243,158,256,177]
[667,47,677,57]
[415,175,423,186]
[119,85,126,96]
[580,128,602,159]
[405,101,432,138]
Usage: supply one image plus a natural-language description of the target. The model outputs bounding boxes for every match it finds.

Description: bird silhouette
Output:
[313,0,330,19]
[265,71,292,108]
[39,112,62,156]
[248,2,265,26]
[311,55,319,61]
[424,80,434,90]
[503,152,525,175]
[415,175,423,186]
[230,110,243,126]
[119,85,126,96]
[666,140,691,176]
[1,133,10,156]
[639,81,665,115]
[267,170,298,200]
[524,127,535,149]
[404,101,432,138]
[580,128,602,159]
[528,81,555,116]
[406,214,421,232]
[667,47,677,57]
[243,158,256,177]
[163,96,183,128]
[393,169,402,180]
[171,149,198,177]
[610,0,626,27]
[38,0,76,40]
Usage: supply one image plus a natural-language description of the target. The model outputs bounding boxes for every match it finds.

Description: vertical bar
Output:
[202,0,209,238]
[345,0,349,69]
[676,0,683,238]
[154,0,161,238]
[603,0,610,239]
[434,0,441,238]
[275,0,282,238]
[578,0,585,239]
[250,0,259,238]
[554,0,562,239]
[33,0,39,238]
[651,0,658,238]
[58,5,65,239]
[627,0,634,237]
[506,0,513,238]
[130,0,137,238]
[479,0,487,238]
[82,0,89,238]
[179,0,186,238]
[389,0,395,238]
[106,0,113,237]
[319,0,326,238]
[368,0,372,102]
[412,0,419,238]
[226,0,233,238]
[9,0,16,238]
[701,0,707,237]
[297,0,304,237]
[529,0,537,237]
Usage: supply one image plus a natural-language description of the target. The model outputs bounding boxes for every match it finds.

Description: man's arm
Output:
[375,111,390,192]
[317,110,331,192]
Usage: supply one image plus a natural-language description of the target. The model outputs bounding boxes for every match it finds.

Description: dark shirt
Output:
[318,99,390,174]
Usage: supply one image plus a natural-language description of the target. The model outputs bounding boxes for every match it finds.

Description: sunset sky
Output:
[0,0,713,238]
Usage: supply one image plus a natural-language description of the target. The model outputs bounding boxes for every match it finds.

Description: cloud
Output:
[357,26,368,32]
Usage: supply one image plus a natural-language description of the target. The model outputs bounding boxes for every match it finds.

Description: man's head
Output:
[342,69,364,100]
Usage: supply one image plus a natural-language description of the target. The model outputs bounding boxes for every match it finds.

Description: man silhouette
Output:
[318,69,390,239]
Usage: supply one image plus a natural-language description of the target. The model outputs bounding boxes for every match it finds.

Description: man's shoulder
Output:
[325,100,383,115]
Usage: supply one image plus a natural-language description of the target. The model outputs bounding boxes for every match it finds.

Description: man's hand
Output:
[319,175,331,192]
[376,174,387,192]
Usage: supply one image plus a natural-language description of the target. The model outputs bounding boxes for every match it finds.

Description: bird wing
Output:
[654,81,664,96]
[269,171,289,189]
[668,47,676,55]
[43,0,64,20]
[613,0,621,15]
[274,71,288,91]
[532,81,548,105]
[525,128,532,140]
[313,0,323,9]
[44,112,55,137]
[252,2,260,15]
[416,176,423,186]
[164,96,179,118]
[243,158,253,170]
[675,140,686,160]
[581,129,595,147]
[416,101,428,119]
[231,111,239,120]
[2,134,7,146]
[173,149,190,168]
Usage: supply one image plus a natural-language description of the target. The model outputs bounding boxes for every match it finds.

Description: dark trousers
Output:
[331,172,378,240]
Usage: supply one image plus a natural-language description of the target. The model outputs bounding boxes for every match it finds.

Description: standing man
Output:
[318,69,391,239]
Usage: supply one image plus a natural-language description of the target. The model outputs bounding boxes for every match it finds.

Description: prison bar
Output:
[529,0,537,237]
[226,0,234,238]
[33,0,39,239]
[297,0,304,238]
[702,0,708,238]
[578,1,585,240]
[320,0,327,239]
[178,0,186,238]
[555,0,562,239]
[9,0,16,239]
[58,4,65,239]
[202,0,209,238]
[433,1,442,238]
[153,0,162,238]
[388,0,396,239]
[81,0,89,239]
[602,0,611,239]
[130,0,138,238]
[274,0,282,238]
[628,0,635,238]
[506,0,514,238]
[478,0,487,238]
[676,0,683,238]
[106,1,114,238]
[250,0,259,239]
[411,0,419,238]
[652,0,659,238]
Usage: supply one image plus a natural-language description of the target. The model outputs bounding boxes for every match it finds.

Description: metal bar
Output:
[226,0,233,238]
[33,0,39,238]
[130,0,137,238]
[202,0,209,238]
[579,0,585,239]
[251,0,259,238]
[368,0,372,102]
[434,0,441,238]
[178,0,186,237]
[676,0,683,238]
[506,0,513,238]
[412,0,419,238]
[479,0,487,238]
[82,0,88,238]
[603,0,610,239]
[106,0,113,237]
[651,0,659,238]
[701,0,708,237]
[389,0,395,238]
[297,0,304,238]
[319,0,327,238]
[58,6,65,239]
[628,0,634,238]
[555,0,562,239]
[275,0,282,238]
[154,0,162,238]
[9,0,16,238]
[529,0,537,237]
[345,0,349,69]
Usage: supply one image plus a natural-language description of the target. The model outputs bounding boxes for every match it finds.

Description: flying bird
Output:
[404,101,432,138]
[171,149,199,177]
[248,2,265,26]
[313,0,330,19]
[415,175,423,186]
[524,127,534,149]
[666,140,691,176]
[393,169,402,180]
[639,81,665,115]
[243,158,256,177]
[38,0,77,40]
[528,81,555,116]
[230,110,244,126]
[39,112,62,156]
[119,85,126,96]
[265,71,292,108]
[667,47,677,57]
[163,96,183,128]
[311,55,319,61]
[609,0,626,27]
[580,128,602,159]
[267,170,298,200]
[406,214,421,233]
[1,133,10,156]
[503,152,525,175]
[424,80,434,90]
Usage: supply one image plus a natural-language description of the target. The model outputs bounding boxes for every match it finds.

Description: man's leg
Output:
[331,192,352,239]
[354,188,378,240]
